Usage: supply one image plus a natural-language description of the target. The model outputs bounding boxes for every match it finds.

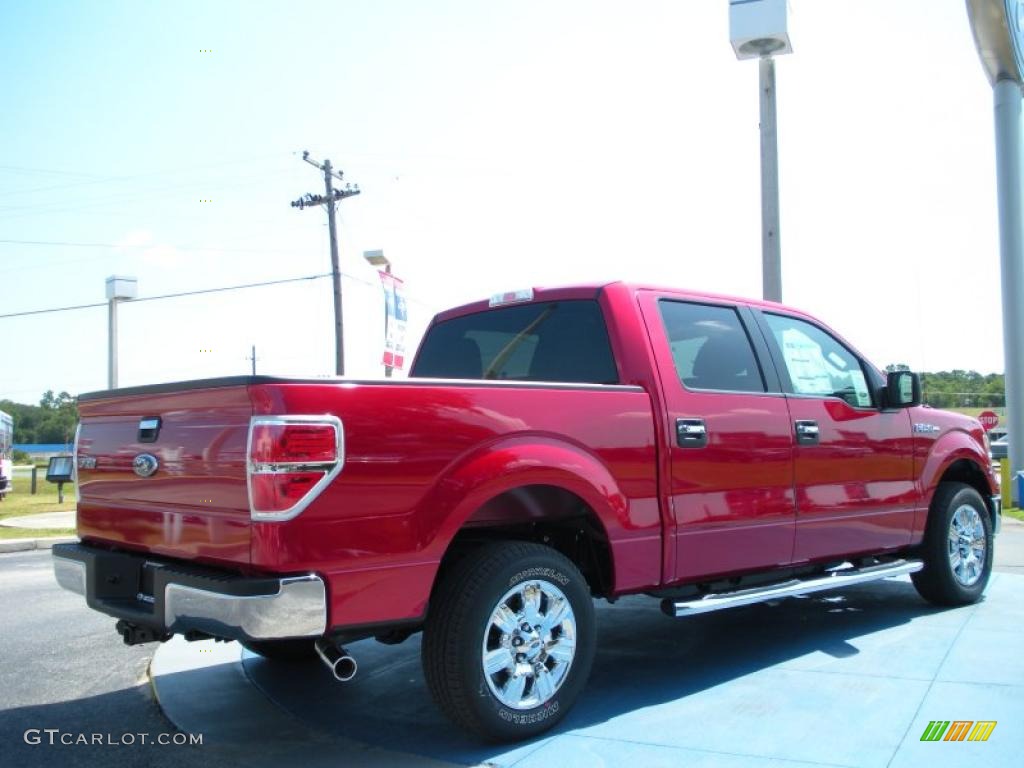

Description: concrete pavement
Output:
[152,570,1024,767]
[0,510,76,529]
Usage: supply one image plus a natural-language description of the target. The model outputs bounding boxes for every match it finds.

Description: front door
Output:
[641,295,796,583]
[754,310,916,563]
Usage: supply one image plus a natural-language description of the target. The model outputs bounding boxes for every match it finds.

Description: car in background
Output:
[991,435,1009,460]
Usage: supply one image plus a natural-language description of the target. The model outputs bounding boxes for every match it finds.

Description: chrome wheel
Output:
[948,504,986,587]
[481,579,577,710]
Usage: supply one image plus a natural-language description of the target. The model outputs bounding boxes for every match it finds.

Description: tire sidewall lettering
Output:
[508,566,570,588]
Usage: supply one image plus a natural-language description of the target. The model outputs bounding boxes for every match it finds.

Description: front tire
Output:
[422,541,596,741]
[912,482,993,606]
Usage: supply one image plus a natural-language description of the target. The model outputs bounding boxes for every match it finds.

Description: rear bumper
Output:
[52,542,326,642]
[989,494,1002,535]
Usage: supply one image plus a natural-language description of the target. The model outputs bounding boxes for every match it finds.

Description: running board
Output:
[661,559,923,618]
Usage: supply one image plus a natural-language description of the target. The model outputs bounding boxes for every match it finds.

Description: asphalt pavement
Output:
[0,550,246,768]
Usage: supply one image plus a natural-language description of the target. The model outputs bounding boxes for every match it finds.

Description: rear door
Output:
[76,384,253,566]
[752,310,915,562]
[640,294,796,582]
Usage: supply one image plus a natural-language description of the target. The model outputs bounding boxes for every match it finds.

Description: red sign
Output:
[979,411,1000,431]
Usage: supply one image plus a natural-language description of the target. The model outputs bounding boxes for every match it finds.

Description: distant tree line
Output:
[0,391,79,446]
[886,365,1005,409]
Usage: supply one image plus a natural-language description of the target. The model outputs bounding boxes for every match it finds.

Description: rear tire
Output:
[422,541,596,741]
[240,638,316,661]
[912,481,993,606]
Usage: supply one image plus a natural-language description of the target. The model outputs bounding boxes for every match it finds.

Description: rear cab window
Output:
[411,299,619,384]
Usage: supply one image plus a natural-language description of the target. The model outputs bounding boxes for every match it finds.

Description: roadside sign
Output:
[979,410,1000,431]
[378,271,408,371]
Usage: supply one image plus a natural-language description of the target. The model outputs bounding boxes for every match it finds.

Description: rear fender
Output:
[417,434,633,588]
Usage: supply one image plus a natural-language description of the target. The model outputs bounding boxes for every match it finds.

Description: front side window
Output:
[764,313,873,408]
[658,300,766,393]
[411,300,619,384]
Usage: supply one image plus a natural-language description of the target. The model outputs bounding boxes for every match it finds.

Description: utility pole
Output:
[291,151,361,376]
[247,344,259,375]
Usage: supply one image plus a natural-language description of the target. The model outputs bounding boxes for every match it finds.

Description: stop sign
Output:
[979,411,1000,431]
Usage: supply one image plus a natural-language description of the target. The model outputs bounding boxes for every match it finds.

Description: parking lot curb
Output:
[0,536,77,554]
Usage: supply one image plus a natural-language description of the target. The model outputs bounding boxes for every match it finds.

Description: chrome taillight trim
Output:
[246,414,345,522]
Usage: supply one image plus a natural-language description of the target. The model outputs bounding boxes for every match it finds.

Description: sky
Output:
[0,0,1010,405]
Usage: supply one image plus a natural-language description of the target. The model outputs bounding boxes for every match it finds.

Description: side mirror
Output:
[886,370,921,408]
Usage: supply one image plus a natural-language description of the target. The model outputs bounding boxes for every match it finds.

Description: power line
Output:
[0,273,331,319]
[0,270,440,321]
[0,237,295,253]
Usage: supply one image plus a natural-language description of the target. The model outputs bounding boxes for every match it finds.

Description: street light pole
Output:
[105,276,137,390]
[759,56,782,302]
[108,298,118,389]
[364,249,394,378]
[729,0,792,304]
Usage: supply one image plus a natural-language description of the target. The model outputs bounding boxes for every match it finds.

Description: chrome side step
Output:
[661,559,923,618]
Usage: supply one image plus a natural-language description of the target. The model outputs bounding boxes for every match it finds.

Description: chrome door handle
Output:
[795,420,819,445]
[676,418,708,448]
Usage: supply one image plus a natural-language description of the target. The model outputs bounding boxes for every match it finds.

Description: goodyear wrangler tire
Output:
[422,541,596,741]
[912,481,993,606]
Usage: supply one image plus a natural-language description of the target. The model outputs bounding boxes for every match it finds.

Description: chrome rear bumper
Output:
[52,542,326,642]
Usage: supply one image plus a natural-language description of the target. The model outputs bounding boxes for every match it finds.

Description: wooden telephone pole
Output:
[290,151,361,376]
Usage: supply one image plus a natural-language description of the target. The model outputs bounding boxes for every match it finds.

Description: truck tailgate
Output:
[76,384,252,567]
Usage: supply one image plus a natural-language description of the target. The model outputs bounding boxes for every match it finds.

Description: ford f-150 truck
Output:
[53,282,1001,741]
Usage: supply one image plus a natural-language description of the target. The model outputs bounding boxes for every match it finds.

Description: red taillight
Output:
[251,472,324,512]
[250,423,338,464]
[247,417,343,520]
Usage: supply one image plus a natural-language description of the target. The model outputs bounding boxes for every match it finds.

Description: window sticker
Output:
[779,329,832,395]
[850,370,871,406]
[827,351,848,370]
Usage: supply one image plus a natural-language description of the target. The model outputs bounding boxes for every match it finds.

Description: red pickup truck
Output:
[53,282,1001,741]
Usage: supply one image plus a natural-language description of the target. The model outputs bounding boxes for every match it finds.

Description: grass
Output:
[0,470,76,539]
[1005,507,1024,523]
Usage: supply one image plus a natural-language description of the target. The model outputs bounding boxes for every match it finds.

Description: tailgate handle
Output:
[138,417,161,443]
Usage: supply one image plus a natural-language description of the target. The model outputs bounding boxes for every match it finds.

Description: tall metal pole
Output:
[759,56,782,303]
[383,262,394,378]
[107,298,118,389]
[323,159,345,376]
[994,78,1024,499]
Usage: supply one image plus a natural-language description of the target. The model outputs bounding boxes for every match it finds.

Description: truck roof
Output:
[432,281,805,324]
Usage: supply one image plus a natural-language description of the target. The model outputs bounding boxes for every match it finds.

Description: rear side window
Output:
[658,300,766,393]
[411,300,619,384]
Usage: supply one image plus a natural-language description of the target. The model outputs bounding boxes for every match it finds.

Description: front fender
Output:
[919,429,994,502]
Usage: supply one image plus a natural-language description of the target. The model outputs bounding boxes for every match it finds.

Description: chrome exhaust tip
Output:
[315,637,358,682]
